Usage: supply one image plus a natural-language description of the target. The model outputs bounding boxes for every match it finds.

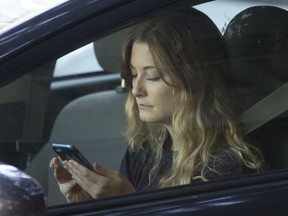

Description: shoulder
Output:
[204,151,252,180]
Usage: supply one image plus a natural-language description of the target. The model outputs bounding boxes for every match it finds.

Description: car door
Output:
[0,0,288,215]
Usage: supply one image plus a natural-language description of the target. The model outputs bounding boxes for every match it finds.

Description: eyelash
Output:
[147,77,160,81]
[131,74,160,82]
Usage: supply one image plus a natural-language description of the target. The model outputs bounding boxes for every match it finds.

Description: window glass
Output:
[195,0,288,34]
[53,43,103,78]
[0,0,287,209]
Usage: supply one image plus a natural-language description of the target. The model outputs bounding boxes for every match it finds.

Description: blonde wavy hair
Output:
[121,8,263,188]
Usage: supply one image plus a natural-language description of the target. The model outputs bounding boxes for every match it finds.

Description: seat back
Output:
[26,27,131,206]
[48,90,127,205]
[223,6,288,170]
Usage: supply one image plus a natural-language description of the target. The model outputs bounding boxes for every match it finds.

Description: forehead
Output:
[130,42,155,67]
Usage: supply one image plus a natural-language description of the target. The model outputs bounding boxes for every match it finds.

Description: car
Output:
[0,163,46,215]
[0,0,288,215]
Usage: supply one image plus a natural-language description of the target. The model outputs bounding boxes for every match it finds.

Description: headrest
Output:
[93,27,131,72]
[224,6,288,89]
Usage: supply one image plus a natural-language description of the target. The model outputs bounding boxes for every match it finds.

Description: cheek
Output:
[170,95,180,113]
[160,87,179,108]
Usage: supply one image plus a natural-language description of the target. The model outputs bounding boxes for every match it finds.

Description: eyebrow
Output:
[129,64,157,71]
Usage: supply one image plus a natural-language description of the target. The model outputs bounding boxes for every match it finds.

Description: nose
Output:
[132,77,146,97]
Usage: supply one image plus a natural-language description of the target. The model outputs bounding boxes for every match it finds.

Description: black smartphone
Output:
[52,143,93,170]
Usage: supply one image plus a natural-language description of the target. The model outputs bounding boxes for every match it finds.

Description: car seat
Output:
[223,6,288,170]
[26,27,130,206]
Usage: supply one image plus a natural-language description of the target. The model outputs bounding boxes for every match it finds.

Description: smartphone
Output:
[52,143,93,170]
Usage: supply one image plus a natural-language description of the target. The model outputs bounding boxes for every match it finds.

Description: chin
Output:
[140,117,164,124]
[140,116,157,123]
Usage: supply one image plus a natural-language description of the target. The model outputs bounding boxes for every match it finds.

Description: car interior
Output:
[23,27,131,205]
[223,5,288,170]
[0,0,288,208]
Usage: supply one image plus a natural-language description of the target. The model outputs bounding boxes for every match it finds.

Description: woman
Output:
[50,8,262,202]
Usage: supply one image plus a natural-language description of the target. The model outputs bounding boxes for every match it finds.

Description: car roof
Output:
[0,0,68,33]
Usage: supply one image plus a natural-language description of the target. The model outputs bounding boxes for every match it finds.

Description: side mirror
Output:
[0,163,46,216]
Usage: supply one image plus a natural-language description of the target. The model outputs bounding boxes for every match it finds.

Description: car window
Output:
[0,0,288,210]
[53,43,103,78]
[196,0,288,33]
[53,0,288,78]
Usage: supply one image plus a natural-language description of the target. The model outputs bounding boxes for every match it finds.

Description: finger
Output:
[66,160,106,189]
[49,157,56,168]
[64,160,98,181]
[50,157,60,169]
[64,160,87,174]
[53,162,72,184]
[93,163,119,179]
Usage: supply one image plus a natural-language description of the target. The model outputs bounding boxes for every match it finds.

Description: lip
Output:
[137,103,153,109]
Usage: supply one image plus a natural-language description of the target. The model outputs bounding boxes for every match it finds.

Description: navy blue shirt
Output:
[119,148,250,192]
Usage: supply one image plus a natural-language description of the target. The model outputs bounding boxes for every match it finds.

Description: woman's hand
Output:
[62,159,136,199]
[49,157,92,203]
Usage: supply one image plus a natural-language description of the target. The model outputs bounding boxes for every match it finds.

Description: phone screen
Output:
[52,143,93,170]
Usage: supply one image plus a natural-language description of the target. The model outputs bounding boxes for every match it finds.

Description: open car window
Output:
[53,43,103,77]
[0,0,288,213]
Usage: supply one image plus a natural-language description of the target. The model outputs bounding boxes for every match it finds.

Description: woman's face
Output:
[130,42,179,125]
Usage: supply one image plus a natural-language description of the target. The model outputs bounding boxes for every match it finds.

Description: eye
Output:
[147,77,160,81]
[130,68,137,79]
[131,73,137,79]
[146,68,160,81]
